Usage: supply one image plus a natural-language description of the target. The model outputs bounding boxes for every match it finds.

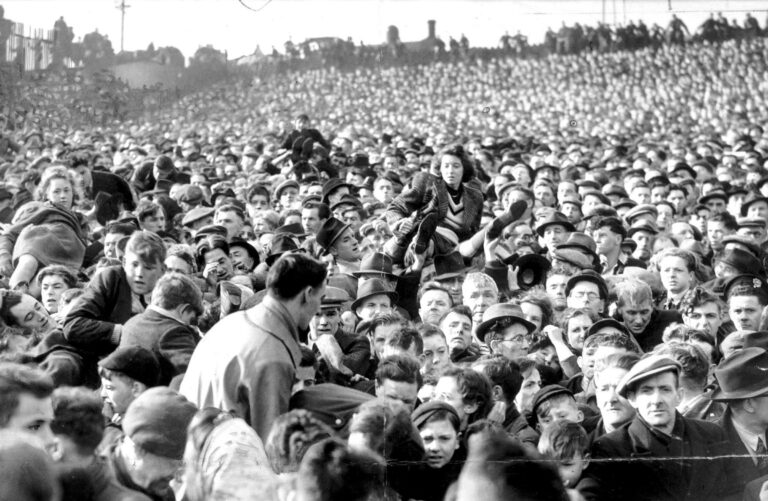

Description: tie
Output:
[756,438,768,470]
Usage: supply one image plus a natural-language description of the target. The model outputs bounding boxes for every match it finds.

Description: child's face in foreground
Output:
[537,397,583,429]
[558,453,588,488]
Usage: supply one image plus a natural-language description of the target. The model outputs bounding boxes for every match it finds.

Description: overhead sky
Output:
[3,0,767,61]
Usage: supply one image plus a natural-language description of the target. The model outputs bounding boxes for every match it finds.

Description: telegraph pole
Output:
[116,0,130,52]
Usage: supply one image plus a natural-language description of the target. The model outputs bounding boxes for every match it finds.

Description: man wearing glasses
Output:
[565,271,608,318]
[476,303,537,361]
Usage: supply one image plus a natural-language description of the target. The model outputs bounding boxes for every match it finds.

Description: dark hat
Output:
[154,155,175,173]
[181,207,214,227]
[321,286,351,306]
[724,274,768,302]
[274,222,306,237]
[615,198,637,210]
[274,179,299,199]
[289,383,373,431]
[515,253,552,290]
[742,191,768,216]
[316,217,351,251]
[602,185,627,198]
[531,385,574,420]
[229,238,260,267]
[0,187,11,201]
[617,355,681,398]
[433,252,466,281]
[716,248,763,276]
[582,189,611,206]
[534,211,576,236]
[193,224,228,242]
[122,387,197,460]
[738,217,767,229]
[565,271,608,300]
[330,194,363,213]
[266,233,299,266]
[623,204,658,224]
[98,345,161,388]
[211,189,237,206]
[698,190,728,205]
[621,238,638,253]
[411,400,460,429]
[711,347,768,401]
[321,178,354,204]
[670,162,697,179]
[742,331,768,351]
[178,184,205,205]
[721,234,762,257]
[576,179,601,191]
[476,303,536,344]
[351,278,398,312]
[586,318,631,339]
[627,219,659,238]
[353,252,396,280]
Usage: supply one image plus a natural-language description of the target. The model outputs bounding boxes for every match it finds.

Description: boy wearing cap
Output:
[583,355,730,501]
[531,385,584,432]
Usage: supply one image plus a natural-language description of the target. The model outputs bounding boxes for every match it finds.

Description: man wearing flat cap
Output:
[726,274,768,332]
[583,354,731,501]
[711,347,768,500]
[102,387,197,500]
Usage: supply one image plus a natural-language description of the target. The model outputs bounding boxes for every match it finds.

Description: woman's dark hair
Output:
[265,409,335,474]
[434,143,476,183]
[0,290,24,326]
[267,253,327,300]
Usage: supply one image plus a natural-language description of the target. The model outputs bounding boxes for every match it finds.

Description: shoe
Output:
[414,213,438,254]
[486,200,528,241]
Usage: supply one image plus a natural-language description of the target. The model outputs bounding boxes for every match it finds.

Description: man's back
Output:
[180,296,301,439]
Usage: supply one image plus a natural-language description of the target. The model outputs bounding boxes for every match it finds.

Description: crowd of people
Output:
[2,9,768,501]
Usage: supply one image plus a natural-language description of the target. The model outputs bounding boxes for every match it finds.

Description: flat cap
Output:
[617,355,681,398]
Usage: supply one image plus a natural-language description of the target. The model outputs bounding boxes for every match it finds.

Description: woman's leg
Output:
[9,254,39,294]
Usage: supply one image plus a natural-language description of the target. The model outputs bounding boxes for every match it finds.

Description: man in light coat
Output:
[180,253,327,440]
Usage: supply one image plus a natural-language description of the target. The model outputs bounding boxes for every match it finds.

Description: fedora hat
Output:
[322,178,354,204]
[534,211,576,236]
[266,233,300,266]
[351,278,398,312]
[716,248,763,276]
[316,217,351,251]
[353,252,396,280]
[515,253,552,290]
[274,222,306,237]
[476,303,536,344]
[433,252,466,281]
[557,232,597,254]
[229,238,260,268]
[711,347,768,401]
[697,190,727,206]
[552,248,596,271]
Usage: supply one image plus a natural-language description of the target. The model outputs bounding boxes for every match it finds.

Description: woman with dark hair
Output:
[384,144,514,264]
[0,166,88,295]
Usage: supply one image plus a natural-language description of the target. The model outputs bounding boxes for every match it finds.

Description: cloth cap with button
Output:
[121,387,197,460]
[321,286,351,306]
[352,252,396,280]
[617,355,681,398]
[531,385,574,422]
[193,224,228,243]
[724,274,768,303]
[565,271,608,300]
[552,248,596,271]
[697,190,727,206]
[98,345,161,388]
[182,207,215,228]
[627,219,659,238]
[411,400,460,429]
[711,347,768,401]
[623,204,658,224]
[476,302,536,344]
[178,184,205,205]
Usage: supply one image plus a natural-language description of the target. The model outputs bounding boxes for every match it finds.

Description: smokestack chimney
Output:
[428,20,436,40]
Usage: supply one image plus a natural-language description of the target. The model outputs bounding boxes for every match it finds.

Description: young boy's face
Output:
[558,453,588,488]
[100,374,135,416]
[537,396,584,430]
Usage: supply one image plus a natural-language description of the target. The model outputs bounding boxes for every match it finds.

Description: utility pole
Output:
[116,0,130,52]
